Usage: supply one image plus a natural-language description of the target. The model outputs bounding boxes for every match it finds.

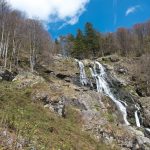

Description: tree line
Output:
[56,21,150,59]
[1,0,150,70]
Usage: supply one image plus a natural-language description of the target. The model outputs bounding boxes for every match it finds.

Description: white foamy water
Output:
[76,60,88,86]
[135,110,141,127]
[90,61,130,125]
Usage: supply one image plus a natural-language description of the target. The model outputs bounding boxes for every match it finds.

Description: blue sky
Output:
[8,0,150,38]
[48,0,150,38]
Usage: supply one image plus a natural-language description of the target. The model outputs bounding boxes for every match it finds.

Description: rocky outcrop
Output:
[3,56,149,150]
[44,97,66,117]
[13,72,45,88]
[139,97,150,127]
[31,81,66,117]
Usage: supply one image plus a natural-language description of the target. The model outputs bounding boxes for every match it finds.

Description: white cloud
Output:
[8,0,90,26]
[125,5,141,16]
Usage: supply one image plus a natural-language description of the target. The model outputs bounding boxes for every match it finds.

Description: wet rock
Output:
[102,57,110,62]
[145,128,150,138]
[44,69,53,74]
[0,70,16,81]
[56,73,69,79]
[136,86,146,97]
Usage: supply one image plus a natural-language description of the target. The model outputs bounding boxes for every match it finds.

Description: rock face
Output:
[139,97,150,127]
[74,57,150,149]
[2,56,150,150]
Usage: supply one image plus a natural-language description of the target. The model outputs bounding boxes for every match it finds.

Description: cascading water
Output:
[135,105,141,127]
[90,61,130,125]
[135,111,141,127]
[76,60,88,86]
[146,128,150,132]
[76,59,150,133]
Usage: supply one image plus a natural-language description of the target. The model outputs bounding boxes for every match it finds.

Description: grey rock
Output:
[44,98,66,117]
[139,97,150,127]
[109,55,120,62]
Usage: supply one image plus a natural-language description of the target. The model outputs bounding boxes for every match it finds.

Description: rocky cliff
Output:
[0,55,150,150]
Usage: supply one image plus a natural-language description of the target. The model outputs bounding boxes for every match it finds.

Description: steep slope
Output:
[0,65,112,149]
[0,55,150,150]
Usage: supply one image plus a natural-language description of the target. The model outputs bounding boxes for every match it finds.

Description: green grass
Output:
[85,67,92,78]
[0,81,111,150]
[105,113,115,123]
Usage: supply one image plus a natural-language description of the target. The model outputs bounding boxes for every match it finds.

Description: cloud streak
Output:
[8,0,90,26]
[125,5,141,16]
[113,0,118,26]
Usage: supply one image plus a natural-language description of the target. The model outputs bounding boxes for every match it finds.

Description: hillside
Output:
[0,55,150,150]
[0,0,150,149]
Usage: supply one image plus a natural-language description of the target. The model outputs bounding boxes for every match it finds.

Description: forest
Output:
[1,0,150,65]
[0,0,56,72]
[56,22,150,59]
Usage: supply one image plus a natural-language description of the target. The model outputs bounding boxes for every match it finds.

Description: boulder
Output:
[115,65,128,75]
[145,128,150,138]
[0,70,16,81]
[109,55,120,62]
[117,68,128,74]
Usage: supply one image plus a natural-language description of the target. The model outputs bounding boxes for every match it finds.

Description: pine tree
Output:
[72,29,86,59]
[84,22,100,57]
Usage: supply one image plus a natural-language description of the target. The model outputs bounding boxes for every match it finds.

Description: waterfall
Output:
[135,105,141,127]
[146,128,150,132]
[75,59,150,129]
[76,60,88,86]
[135,111,141,127]
[90,61,130,125]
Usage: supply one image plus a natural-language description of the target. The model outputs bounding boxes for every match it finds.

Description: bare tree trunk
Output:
[16,43,21,69]
[30,42,35,72]
[0,23,4,58]
[4,32,9,68]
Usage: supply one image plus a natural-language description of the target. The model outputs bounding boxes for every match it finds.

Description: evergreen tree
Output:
[66,34,75,56]
[84,22,100,57]
[72,29,86,59]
